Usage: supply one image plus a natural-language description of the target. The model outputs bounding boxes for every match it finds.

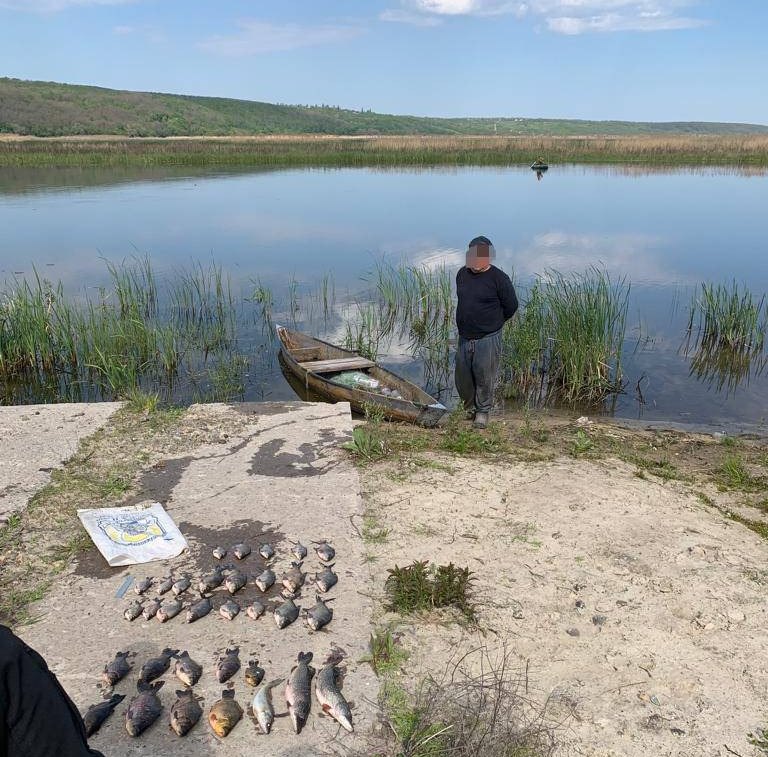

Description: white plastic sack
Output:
[77,503,188,567]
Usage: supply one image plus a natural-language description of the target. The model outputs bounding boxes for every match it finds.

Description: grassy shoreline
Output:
[2,134,768,168]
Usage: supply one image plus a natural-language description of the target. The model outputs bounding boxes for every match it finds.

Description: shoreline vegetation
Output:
[2,134,768,168]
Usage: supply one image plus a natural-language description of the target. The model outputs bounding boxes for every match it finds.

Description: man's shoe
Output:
[473,412,488,429]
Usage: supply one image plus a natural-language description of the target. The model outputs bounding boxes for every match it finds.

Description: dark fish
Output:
[212,546,227,559]
[280,587,300,601]
[215,646,240,683]
[172,574,191,596]
[251,678,282,734]
[134,576,153,595]
[306,595,334,631]
[198,566,225,593]
[125,681,164,737]
[274,598,300,629]
[258,543,274,560]
[314,564,338,594]
[208,689,243,738]
[244,659,265,687]
[156,575,174,595]
[281,561,306,594]
[315,665,353,732]
[186,595,213,623]
[285,651,314,734]
[245,600,266,620]
[170,689,203,736]
[141,597,162,621]
[156,597,182,622]
[232,543,251,560]
[219,599,240,620]
[102,650,133,687]
[224,569,247,595]
[139,648,178,684]
[173,651,202,687]
[123,600,144,622]
[255,568,276,592]
[83,693,125,737]
[291,541,308,561]
[313,540,336,563]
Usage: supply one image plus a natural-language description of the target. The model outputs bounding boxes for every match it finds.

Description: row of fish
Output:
[209,539,335,564]
[86,651,351,738]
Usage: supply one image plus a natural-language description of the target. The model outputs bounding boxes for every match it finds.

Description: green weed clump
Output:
[363,627,409,676]
[717,455,766,492]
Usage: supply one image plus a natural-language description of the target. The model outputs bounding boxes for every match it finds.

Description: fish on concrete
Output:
[219,599,240,620]
[102,650,134,687]
[232,543,251,560]
[83,693,125,737]
[134,576,153,595]
[291,541,308,561]
[314,564,338,594]
[198,565,226,593]
[216,646,241,683]
[224,568,247,594]
[280,587,300,601]
[186,595,213,623]
[259,543,275,560]
[245,600,266,620]
[285,651,315,734]
[169,689,203,736]
[156,597,182,623]
[172,574,191,596]
[313,540,336,563]
[141,597,162,621]
[306,595,334,631]
[315,665,353,732]
[274,597,300,629]
[156,575,174,595]
[139,648,179,684]
[208,689,243,737]
[254,568,276,592]
[173,651,203,687]
[123,600,144,622]
[212,545,227,559]
[125,681,164,737]
[281,561,306,594]
[244,659,265,687]
[251,678,283,735]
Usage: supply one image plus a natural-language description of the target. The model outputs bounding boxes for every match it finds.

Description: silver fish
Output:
[156,597,182,623]
[314,564,338,593]
[224,569,247,595]
[212,545,227,559]
[255,568,276,592]
[216,646,240,683]
[315,665,353,732]
[306,595,334,631]
[123,600,144,621]
[291,541,308,561]
[244,659,265,687]
[134,576,153,595]
[141,597,161,621]
[251,678,283,734]
[174,651,202,687]
[285,651,314,734]
[170,689,202,736]
[232,543,251,560]
[245,600,266,620]
[219,599,240,620]
[258,543,274,560]
[172,574,191,596]
[313,540,336,563]
[83,693,125,737]
[139,647,178,683]
[186,595,213,623]
[102,650,134,687]
[208,689,243,737]
[274,597,300,629]
[198,566,225,593]
[156,575,174,595]
[125,680,164,737]
[281,561,306,593]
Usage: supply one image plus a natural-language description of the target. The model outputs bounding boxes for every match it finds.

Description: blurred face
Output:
[466,241,494,272]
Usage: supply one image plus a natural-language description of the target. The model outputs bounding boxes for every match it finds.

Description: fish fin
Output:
[297,651,313,664]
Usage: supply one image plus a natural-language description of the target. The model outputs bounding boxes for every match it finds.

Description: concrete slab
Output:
[0,401,123,522]
[17,401,377,756]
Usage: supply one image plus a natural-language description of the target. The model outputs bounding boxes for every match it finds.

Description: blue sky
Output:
[0,0,766,124]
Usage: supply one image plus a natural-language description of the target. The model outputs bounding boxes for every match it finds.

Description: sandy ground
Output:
[360,451,768,757]
[0,402,122,522]
[16,402,377,756]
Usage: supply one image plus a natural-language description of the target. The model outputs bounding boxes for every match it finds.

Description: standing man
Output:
[455,236,518,429]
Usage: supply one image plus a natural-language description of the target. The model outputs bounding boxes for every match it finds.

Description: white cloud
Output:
[0,0,133,11]
[111,23,165,42]
[381,0,706,33]
[199,20,364,57]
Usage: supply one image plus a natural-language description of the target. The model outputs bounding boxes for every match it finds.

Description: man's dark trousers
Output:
[454,328,503,414]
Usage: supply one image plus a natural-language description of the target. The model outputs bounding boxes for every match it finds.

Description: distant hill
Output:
[2,78,767,138]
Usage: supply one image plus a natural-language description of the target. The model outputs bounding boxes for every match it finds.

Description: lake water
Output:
[1,164,767,431]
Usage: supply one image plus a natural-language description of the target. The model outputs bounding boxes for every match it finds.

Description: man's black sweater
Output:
[455,265,518,339]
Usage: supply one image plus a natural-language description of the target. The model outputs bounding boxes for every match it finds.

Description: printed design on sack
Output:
[98,512,169,547]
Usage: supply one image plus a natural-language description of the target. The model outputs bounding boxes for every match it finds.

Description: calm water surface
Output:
[1,164,767,430]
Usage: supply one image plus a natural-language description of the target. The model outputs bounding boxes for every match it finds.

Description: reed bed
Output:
[3,134,768,168]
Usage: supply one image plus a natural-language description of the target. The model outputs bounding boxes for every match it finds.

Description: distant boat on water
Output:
[530,159,549,170]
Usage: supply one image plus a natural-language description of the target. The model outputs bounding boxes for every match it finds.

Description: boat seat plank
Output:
[298,357,376,373]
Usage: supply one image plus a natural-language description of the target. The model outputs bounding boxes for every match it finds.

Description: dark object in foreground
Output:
[277,326,447,426]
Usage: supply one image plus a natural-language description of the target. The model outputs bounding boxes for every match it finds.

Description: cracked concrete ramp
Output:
[17,401,378,756]
[0,402,122,522]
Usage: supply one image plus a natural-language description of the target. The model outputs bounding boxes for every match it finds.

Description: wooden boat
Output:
[277,326,447,427]
[530,160,549,170]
